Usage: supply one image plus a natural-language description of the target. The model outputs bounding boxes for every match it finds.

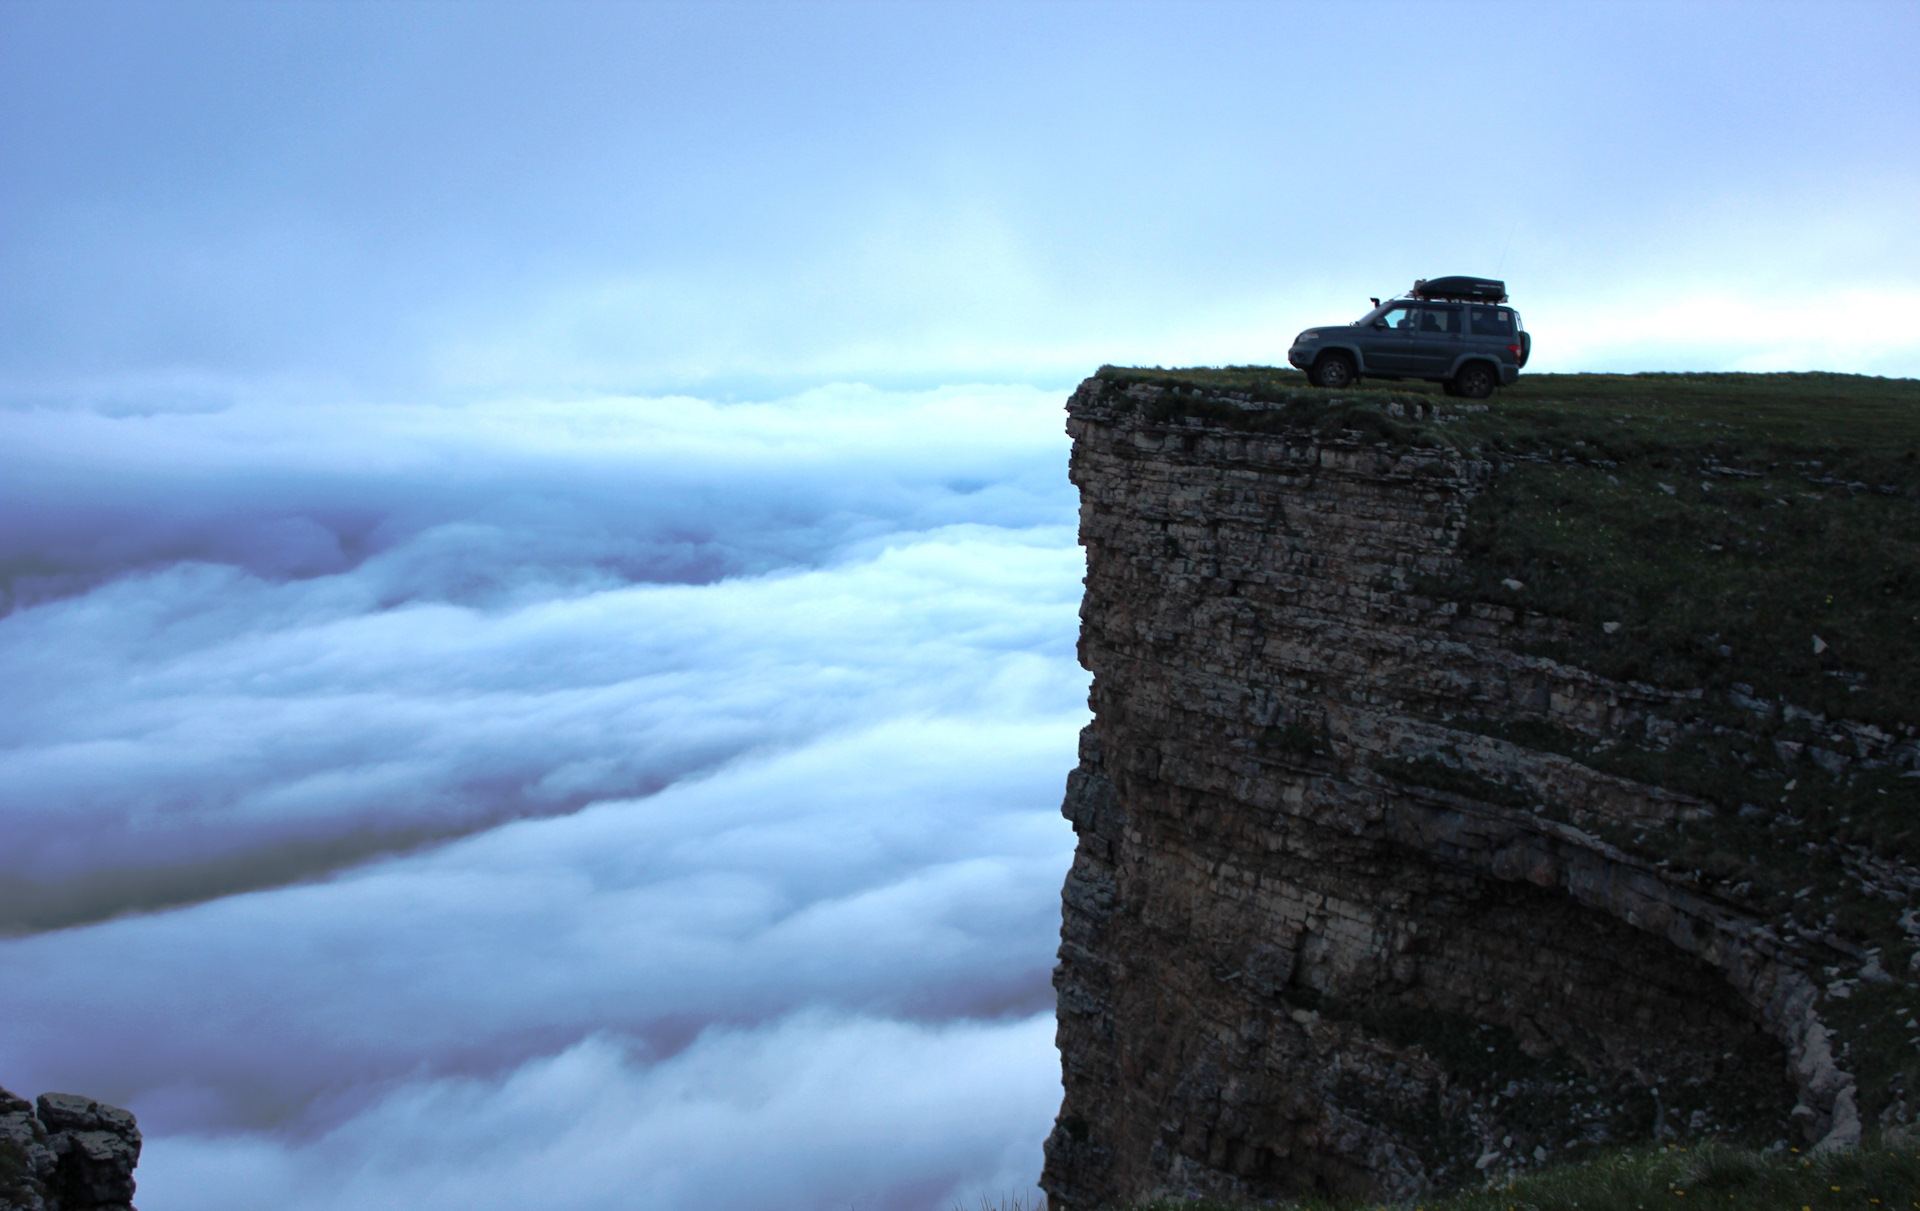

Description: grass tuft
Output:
[1115,1141,1920,1209]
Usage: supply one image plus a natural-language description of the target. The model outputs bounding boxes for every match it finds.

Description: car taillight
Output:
[1507,344,1522,358]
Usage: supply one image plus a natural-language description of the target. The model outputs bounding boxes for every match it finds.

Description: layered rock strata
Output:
[1041,377,1854,1207]
[0,1088,140,1211]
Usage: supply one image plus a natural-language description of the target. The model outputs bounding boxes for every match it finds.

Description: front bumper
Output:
[1287,344,1315,369]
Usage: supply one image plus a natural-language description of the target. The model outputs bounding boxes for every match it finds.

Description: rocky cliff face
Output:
[1040,374,1876,1207]
[1,1089,140,1211]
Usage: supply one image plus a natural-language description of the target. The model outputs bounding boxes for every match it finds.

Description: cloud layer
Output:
[0,386,1074,917]
[142,1014,1063,1211]
[0,384,1086,1210]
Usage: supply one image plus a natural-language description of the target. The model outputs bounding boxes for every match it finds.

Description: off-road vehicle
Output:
[1287,276,1530,398]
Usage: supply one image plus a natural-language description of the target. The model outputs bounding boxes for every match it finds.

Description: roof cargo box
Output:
[1411,276,1507,303]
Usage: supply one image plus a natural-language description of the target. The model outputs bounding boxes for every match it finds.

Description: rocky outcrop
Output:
[1,1089,140,1211]
[1041,376,1856,1208]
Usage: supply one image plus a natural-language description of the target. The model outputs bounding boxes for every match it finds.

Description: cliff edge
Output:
[1042,368,1920,1207]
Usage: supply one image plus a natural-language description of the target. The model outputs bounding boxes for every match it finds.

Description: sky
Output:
[1,2,1916,1209]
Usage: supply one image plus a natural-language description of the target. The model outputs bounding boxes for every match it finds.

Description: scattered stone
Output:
[1814,1086,1862,1152]
[1813,635,1829,654]
[1501,577,1525,591]
[1602,621,1621,634]
[1808,746,1848,776]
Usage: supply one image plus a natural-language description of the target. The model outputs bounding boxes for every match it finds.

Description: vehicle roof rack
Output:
[1408,276,1508,304]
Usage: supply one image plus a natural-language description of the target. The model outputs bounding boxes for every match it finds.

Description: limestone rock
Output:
[1041,376,1847,1208]
[0,1088,139,1211]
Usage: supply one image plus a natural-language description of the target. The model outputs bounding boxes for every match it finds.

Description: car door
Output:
[1407,304,1464,375]
[1354,303,1418,373]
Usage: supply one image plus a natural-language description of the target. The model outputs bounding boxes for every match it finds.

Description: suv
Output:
[1287,277,1530,399]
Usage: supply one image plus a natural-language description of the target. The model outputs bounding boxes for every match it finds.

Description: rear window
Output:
[1470,307,1515,337]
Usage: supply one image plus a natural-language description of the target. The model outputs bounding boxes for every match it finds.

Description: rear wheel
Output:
[1452,362,1496,400]
[1310,352,1355,390]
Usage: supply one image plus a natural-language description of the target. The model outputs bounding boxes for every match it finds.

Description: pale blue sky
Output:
[4,0,1916,403]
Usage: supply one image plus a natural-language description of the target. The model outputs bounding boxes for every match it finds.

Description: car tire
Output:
[1452,362,1496,400]
[1310,353,1355,390]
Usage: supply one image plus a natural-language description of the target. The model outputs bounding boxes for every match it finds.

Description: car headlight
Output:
[1293,331,1319,345]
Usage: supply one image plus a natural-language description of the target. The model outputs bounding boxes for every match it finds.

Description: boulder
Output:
[0,1088,139,1211]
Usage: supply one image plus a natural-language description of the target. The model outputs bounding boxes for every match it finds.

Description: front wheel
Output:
[1452,362,1496,400]
[1310,352,1355,390]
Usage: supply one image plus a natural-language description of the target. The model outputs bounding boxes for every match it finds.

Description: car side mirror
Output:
[1371,320,1387,329]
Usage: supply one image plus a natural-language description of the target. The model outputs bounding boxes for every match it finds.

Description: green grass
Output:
[967,1144,1920,1210]
[1107,1141,1920,1210]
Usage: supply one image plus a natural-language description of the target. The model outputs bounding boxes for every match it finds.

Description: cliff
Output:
[0,1089,140,1211]
[1041,368,1920,1207]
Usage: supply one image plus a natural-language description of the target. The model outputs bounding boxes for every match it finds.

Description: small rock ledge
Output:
[1,1087,140,1211]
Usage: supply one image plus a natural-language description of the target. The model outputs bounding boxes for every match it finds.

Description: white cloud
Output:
[0,381,1085,1210]
[0,522,1082,915]
[0,384,1078,922]
[0,717,1078,1126]
[138,1013,1060,1211]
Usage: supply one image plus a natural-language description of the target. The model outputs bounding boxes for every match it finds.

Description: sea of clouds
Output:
[0,383,1087,1210]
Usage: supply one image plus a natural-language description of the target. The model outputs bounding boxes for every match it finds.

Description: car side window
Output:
[1377,305,1413,330]
[1417,307,1457,333]
[1470,307,1515,337]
